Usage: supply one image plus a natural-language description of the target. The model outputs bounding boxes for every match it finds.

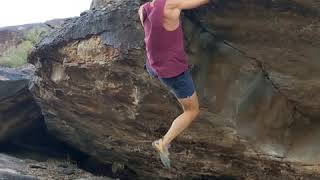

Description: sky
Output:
[0,0,92,27]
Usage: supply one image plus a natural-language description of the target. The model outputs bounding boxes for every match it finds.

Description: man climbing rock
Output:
[138,0,210,168]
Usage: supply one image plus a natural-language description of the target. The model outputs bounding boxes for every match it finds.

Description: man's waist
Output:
[148,61,188,78]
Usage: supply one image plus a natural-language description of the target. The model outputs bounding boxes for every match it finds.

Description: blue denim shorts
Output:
[144,63,195,99]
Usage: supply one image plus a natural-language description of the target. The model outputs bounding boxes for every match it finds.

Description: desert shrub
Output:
[0,27,48,68]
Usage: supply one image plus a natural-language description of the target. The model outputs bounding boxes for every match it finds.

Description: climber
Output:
[138,0,211,168]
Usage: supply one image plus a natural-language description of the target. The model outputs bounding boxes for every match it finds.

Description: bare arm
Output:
[167,0,209,10]
[138,5,145,27]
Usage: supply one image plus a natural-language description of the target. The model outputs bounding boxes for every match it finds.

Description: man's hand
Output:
[167,0,210,10]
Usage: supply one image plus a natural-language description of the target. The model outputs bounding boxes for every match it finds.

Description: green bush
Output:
[0,27,48,68]
[26,27,47,44]
[0,41,33,67]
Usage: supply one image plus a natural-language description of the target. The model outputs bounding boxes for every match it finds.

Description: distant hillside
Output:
[0,19,66,67]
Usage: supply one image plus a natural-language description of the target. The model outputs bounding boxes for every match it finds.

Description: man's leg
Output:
[152,92,199,168]
[160,91,200,148]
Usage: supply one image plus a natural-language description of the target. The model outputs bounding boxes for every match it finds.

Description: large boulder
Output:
[29,0,180,178]
[0,64,43,143]
[182,0,320,163]
[28,0,320,179]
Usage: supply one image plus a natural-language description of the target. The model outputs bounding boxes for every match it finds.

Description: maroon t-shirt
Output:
[142,0,188,78]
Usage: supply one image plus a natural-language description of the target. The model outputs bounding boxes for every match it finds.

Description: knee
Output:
[193,107,200,118]
[185,106,200,119]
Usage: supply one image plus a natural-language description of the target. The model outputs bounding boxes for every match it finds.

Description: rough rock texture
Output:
[29,0,180,178]
[0,64,43,143]
[0,153,114,180]
[90,0,115,9]
[28,0,320,179]
[182,0,320,164]
[0,154,38,180]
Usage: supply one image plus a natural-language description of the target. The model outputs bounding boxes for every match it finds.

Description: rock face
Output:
[29,0,180,178]
[0,64,43,143]
[182,0,320,164]
[90,0,115,9]
[0,152,114,180]
[0,154,38,180]
[28,0,320,179]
